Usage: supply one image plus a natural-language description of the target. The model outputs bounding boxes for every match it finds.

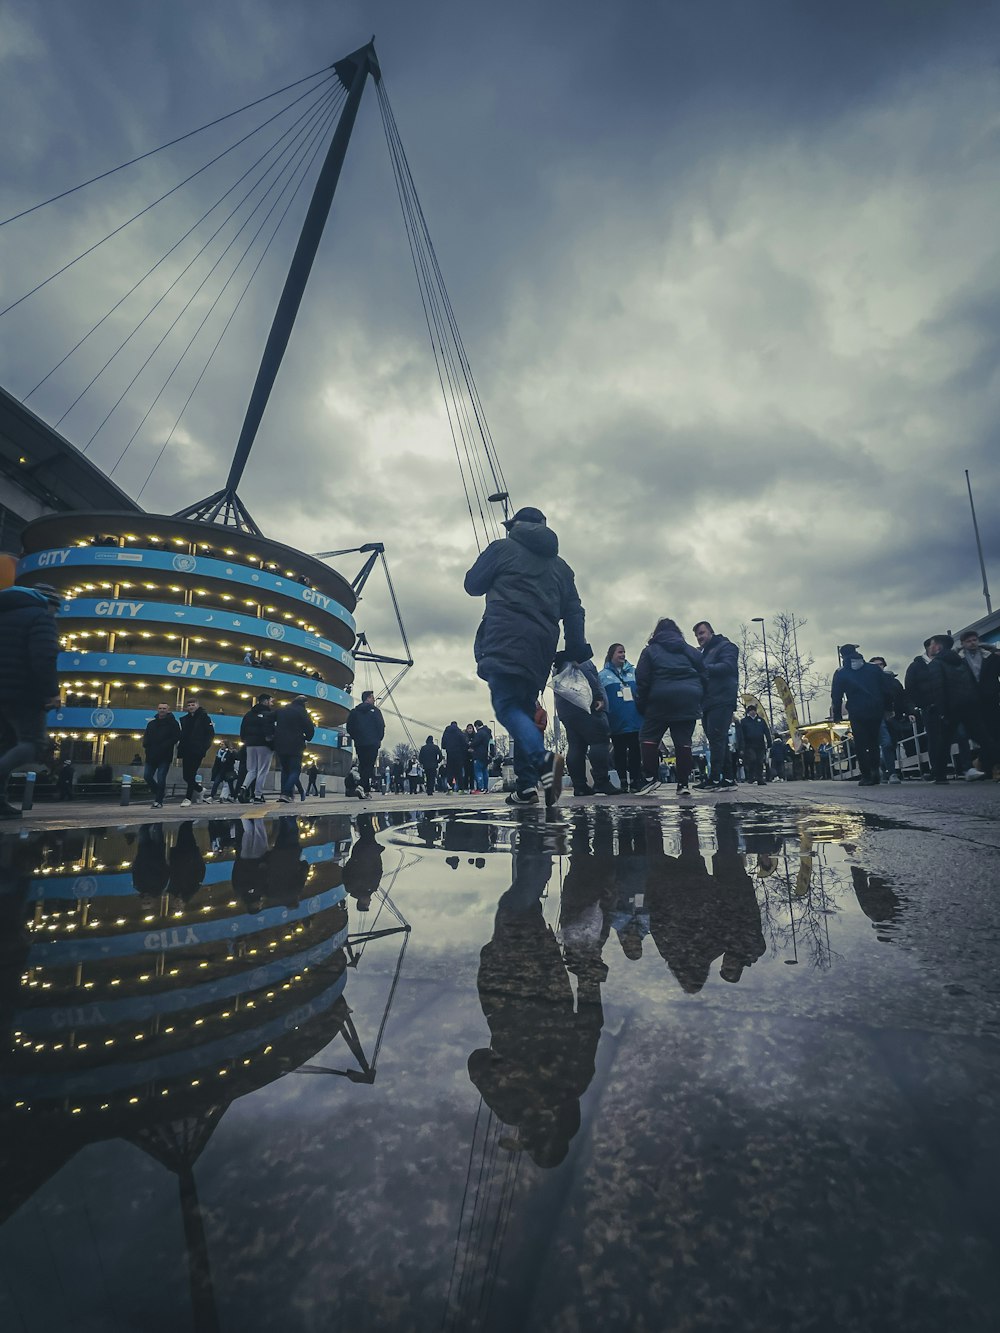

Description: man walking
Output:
[957,630,1000,779]
[831,645,892,786]
[464,505,587,808]
[142,701,181,809]
[441,721,466,791]
[239,693,276,802]
[345,690,385,797]
[740,704,771,785]
[274,695,315,802]
[470,720,494,793]
[693,621,739,789]
[177,697,215,807]
[419,735,444,796]
[0,583,61,819]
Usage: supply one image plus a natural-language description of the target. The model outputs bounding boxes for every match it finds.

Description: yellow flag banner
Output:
[773,675,799,737]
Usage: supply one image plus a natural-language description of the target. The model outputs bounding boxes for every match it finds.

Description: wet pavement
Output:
[1,793,998,1332]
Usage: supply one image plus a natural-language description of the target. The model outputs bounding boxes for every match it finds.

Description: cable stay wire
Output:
[0,64,337,229]
[111,93,344,488]
[80,91,342,463]
[25,79,342,404]
[135,94,344,501]
[0,71,338,321]
[56,84,344,434]
[375,78,504,554]
[376,78,509,554]
[377,102,481,550]
[381,84,509,514]
[380,84,502,549]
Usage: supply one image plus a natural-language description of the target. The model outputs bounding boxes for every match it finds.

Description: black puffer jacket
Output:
[700,634,739,711]
[465,521,586,691]
[419,741,443,771]
[240,702,276,747]
[635,630,706,721]
[272,700,316,756]
[177,706,215,759]
[345,700,385,748]
[905,652,979,716]
[441,722,466,757]
[142,713,181,763]
[0,586,59,705]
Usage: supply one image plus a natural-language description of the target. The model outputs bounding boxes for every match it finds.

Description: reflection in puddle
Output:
[2,801,978,1333]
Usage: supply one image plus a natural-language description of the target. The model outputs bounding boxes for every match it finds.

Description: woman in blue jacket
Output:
[599,643,642,792]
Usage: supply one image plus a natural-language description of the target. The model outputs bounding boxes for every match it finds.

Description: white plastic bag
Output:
[551,662,593,712]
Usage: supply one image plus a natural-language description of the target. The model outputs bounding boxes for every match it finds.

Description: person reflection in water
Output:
[131,823,169,901]
[469,820,606,1169]
[166,821,206,903]
[609,812,652,960]
[850,865,902,935]
[232,817,270,912]
[343,813,384,913]
[648,807,766,992]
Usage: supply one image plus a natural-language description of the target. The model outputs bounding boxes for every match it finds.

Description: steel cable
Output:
[83,90,343,460]
[0,73,337,319]
[0,64,336,227]
[25,80,341,404]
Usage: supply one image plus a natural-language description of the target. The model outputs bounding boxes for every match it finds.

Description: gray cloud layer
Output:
[2,0,998,741]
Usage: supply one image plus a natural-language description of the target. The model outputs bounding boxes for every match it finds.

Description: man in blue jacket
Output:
[831,644,893,786]
[465,506,587,808]
[694,621,740,789]
[0,583,61,819]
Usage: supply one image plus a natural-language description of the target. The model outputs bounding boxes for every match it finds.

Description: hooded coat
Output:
[177,706,215,759]
[345,699,385,748]
[142,712,181,764]
[0,586,59,706]
[464,520,586,691]
[831,652,892,722]
[699,633,739,712]
[273,699,316,757]
[441,722,466,758]
[634,628,706,722]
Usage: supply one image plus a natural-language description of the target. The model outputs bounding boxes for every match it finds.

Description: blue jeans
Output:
[279,753,302,797]
[474,759,489,791]
[487,673,545,792]
[143,758,170,802]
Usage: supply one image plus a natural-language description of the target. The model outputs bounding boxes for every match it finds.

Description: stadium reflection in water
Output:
[4,802,995,1333]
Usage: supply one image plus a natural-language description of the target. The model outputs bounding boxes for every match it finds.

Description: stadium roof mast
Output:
[176,41,380,535]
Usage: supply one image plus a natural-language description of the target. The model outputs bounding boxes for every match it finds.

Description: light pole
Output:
[752,617,775,729]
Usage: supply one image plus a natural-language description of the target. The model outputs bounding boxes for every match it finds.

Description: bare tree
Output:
[391,741,415,767]
[739,614,823,724]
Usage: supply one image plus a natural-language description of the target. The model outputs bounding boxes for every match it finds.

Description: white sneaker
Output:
[964,767,985,781]
[180,798,192,808]
[888,773,901,785]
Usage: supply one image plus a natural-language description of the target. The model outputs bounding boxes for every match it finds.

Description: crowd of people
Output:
[1,512,997,820]
[459,506,999,806]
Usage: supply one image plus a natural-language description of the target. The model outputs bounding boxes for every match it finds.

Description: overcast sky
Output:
[2,0,999,745]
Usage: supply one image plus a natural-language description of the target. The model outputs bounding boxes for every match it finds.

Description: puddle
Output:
[1,804,998,1332]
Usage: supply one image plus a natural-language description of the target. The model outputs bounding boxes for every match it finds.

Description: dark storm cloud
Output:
[2,0,999,740]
